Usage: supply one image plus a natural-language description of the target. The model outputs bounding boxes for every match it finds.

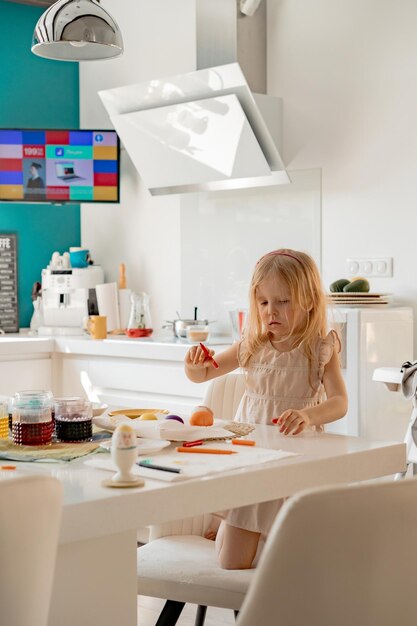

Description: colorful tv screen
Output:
[0,129,120,203]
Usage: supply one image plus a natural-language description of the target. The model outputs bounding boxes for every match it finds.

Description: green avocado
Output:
[329,278,350,293]
[343,279,370,293]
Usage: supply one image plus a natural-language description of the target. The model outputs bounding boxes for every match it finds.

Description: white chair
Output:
[0,475,63,626]
[237,477,417,626]
[137,372,248,626]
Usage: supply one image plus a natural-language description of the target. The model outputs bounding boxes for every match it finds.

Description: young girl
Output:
[184,249,348,570]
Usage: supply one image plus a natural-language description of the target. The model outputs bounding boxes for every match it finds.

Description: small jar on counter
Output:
[54,398,93,443]
[12,390,54,446]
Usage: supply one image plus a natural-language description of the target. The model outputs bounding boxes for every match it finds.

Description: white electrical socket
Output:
[345,257,393,278]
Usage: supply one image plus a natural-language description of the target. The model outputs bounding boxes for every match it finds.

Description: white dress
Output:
[225,331,338,536]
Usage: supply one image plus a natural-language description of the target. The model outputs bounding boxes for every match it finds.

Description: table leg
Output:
[48,530,138,626]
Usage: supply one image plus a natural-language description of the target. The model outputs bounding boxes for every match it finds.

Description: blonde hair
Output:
[241,249,328,385]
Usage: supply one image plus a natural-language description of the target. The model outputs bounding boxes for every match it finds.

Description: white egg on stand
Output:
[102,423,145,488]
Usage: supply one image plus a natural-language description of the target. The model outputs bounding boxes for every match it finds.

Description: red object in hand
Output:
[199,342,219,369]
[272,418,279,424]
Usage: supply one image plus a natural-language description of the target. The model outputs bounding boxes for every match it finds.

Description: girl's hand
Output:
[274,409,311,436]
[185,345,216,370]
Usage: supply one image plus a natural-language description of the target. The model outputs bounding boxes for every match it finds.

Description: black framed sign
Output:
[0,234,18,333]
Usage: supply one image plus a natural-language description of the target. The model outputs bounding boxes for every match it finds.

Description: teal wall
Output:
[0,1,80,328]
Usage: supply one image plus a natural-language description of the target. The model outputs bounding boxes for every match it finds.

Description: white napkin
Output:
[85,446,301,481]
[94,413,234,442]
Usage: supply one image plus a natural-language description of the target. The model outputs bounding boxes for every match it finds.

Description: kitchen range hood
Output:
[99,0,290,195]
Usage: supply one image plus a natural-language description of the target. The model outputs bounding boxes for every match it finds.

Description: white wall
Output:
[268,0,417,353]
[79,0,196,331]
[80,0,321,336]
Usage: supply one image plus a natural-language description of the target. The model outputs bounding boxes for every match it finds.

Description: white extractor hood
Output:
[99,0,290,196]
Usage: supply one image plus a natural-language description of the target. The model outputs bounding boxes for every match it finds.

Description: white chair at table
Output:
[0,475,63,626]
[137,372,248,626]
[236,477,417,626]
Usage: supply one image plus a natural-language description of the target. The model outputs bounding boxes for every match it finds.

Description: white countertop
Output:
[0,332,232,360]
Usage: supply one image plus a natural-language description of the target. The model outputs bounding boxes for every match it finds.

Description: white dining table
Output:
[6,425,406,626]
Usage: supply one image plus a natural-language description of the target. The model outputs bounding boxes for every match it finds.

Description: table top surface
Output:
[2,425,406,543]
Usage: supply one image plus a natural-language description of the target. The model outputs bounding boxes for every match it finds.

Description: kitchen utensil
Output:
[118,263,126,289]
[107,408,169,418]
[186,324,209,342]
[0,401,8,439]
[12,390,54,446]
[69,248,90,269]
[54,398,93,443]
[229,309,248,341]
[163,318,210,338]
[87,315,107,339]
[126,292,153,338]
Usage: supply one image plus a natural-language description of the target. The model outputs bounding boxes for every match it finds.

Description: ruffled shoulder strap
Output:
[318,329,341,369]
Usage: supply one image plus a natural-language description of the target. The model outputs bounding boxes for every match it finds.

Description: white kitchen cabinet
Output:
[0,337,53,397]
[52,336,232,414]
[328,306,413,441]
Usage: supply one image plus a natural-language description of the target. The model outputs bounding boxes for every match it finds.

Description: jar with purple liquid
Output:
[12,390,54,446]
[54,398,93,443]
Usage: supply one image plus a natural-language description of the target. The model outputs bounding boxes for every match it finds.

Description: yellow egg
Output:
[139,412,158,421]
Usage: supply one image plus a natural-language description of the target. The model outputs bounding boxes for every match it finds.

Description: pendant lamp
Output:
[31,0,123,61]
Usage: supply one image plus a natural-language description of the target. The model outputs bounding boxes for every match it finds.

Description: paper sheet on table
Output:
[93,413,234,442]
[85,445,301,482]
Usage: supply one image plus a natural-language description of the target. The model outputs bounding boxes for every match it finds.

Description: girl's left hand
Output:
[274,409,310,435]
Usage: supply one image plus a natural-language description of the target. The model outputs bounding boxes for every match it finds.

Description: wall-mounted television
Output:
[0,129,120,204]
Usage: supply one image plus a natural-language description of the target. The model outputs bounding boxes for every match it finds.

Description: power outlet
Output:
[345,257,393,278]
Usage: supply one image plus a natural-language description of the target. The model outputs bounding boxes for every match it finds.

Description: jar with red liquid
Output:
[12,390,54,446]
[54,398,93,443]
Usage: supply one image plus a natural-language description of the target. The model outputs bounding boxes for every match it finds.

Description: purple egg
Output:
[165,414,184,424]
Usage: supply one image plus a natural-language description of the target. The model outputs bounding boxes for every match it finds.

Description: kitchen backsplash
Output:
[180,168,321,336]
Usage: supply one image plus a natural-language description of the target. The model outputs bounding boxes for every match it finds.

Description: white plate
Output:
[92,403,108,417]
[327,292,392,298]
[99,438,171,456]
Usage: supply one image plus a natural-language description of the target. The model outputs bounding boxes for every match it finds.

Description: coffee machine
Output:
[39,252,104,335]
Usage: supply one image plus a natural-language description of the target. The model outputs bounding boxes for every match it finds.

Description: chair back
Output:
[237,477,417,626]
[202,371,245,421]
[0,475,62,626]
[148,372,246,542]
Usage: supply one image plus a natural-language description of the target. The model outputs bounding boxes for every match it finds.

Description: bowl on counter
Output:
[186,324,209,343]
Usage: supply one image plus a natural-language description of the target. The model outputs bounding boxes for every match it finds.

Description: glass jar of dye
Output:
[12,390,54,446]
[54,398,93,443]
[0,400,9,439]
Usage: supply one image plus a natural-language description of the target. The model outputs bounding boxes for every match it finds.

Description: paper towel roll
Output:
[118,289,132,330]
[95,283,120,331]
